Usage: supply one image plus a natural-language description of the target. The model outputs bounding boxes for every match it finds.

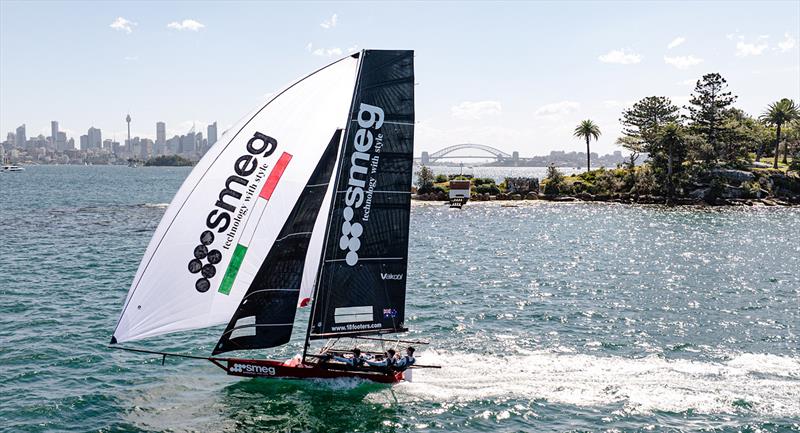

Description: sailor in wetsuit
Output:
[332,348,366,367]
[393,346,416,371]
[365,349,396,369]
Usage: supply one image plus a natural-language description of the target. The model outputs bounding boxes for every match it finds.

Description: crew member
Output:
[393,346,415,371]
[332,348,366,367]
[366,349,396,368]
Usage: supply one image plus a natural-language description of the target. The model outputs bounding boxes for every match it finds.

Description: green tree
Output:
[415,165,435,193]
[655,123,688,202]
[573,119,601,172]
[760,98,800,168]
[620,96,680,150]
[543,164,565,195]
[686,73,737,164]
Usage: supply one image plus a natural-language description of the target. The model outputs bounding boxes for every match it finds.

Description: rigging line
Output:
[307,53,366,349]
[113,55,356,336]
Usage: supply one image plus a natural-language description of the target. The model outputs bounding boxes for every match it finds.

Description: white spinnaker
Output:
[112,56,359,343]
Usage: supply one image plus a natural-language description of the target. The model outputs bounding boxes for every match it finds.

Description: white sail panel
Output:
[112,56,359,343]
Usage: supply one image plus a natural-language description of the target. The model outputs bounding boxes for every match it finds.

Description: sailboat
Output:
[109,50,426,383]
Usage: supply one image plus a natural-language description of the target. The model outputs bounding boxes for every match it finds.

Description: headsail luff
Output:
[111,56,359,344]
[309,50,415,340]
[213,131,341,355]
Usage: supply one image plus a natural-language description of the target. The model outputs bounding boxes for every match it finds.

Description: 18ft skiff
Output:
[109,50,429,383]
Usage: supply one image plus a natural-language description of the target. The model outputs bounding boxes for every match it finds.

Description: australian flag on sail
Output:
[383,308,398,319]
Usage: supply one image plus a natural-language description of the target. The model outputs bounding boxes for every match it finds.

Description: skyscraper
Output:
[207,122,217,148]
[126,114,132,154]
[88,127,102,149]
[51,121,59,150]
[156,122,166,155]
[57,132,67,151]
[14,124,26,148]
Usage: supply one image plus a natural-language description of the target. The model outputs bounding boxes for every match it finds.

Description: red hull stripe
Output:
[259,152,292,200]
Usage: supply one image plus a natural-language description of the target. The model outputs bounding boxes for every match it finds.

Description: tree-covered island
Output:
[415,72,799,206]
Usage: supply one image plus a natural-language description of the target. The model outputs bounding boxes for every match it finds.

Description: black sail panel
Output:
[309,50,414,339]
[213,131,341,354]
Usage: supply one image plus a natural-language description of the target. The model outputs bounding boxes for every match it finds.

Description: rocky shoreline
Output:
[414,168,800,207]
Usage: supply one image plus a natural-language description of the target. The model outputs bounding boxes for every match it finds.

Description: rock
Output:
[689,188,710,200]
[552,196,577,202]
[721,185,748,199]
[575,192,594,201]
[752,161,771,168]
[525,192,538,200]
[762,199,777,206]
[712,169,755,184]
[511,193,522,200]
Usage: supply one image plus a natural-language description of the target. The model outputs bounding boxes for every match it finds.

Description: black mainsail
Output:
[308,50,415,340]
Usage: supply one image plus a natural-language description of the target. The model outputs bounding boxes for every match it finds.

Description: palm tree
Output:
[574,120,601,172]
[760,98,799,168]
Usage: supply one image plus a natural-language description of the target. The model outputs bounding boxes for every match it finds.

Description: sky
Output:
[1,1,798,157]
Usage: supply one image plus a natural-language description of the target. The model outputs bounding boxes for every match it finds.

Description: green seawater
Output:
[1,165,799,433]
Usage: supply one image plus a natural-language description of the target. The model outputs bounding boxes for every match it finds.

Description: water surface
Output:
[1,166,798,432]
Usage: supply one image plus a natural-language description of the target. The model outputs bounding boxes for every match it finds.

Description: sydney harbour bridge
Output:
[415,143,519,165]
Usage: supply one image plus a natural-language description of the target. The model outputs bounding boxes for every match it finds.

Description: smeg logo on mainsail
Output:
[339,103,384,266]
[188,132,278,292]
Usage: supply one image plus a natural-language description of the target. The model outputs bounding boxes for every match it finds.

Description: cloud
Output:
[110,17,136,34]
[320,13,338,29]
[123,55,139,62]
[167,19,205,31]
[451,101,502,120]
[667,37,686,50]
[777,33,796,53]
[602,100,634,109]
[676,78,696,86]
[598,49,642,65]
[663,55,703,69]
[312,47,343,57]
[305,42,313,52]
[736,40,768,57]
[534,101,581,117]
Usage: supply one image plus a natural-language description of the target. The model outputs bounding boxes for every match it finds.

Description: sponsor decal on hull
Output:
[228,362,277,376]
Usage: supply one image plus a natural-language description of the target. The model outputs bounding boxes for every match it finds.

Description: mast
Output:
[302,51,366,361]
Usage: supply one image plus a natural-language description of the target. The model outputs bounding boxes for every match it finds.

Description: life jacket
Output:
[395,355,415,371]
[352,356,365,367]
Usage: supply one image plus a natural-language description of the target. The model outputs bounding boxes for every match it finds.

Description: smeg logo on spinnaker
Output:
[339,103,384,266]
[187,131,278,292]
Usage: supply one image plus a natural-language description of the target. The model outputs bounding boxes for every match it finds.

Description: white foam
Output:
[394,350,800,416]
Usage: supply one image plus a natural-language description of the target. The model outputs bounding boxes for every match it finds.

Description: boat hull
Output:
[218,357,404,384]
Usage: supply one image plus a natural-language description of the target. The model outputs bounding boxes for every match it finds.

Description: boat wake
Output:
[395,350,800,416]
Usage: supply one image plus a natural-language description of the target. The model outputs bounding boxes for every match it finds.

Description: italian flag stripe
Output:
[217,152,293,295]
[219,244,247,295]
[260,152,293,200]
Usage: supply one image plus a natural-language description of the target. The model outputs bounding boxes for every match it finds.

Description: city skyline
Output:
[3,117,220,164]
[1,2,797,156]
